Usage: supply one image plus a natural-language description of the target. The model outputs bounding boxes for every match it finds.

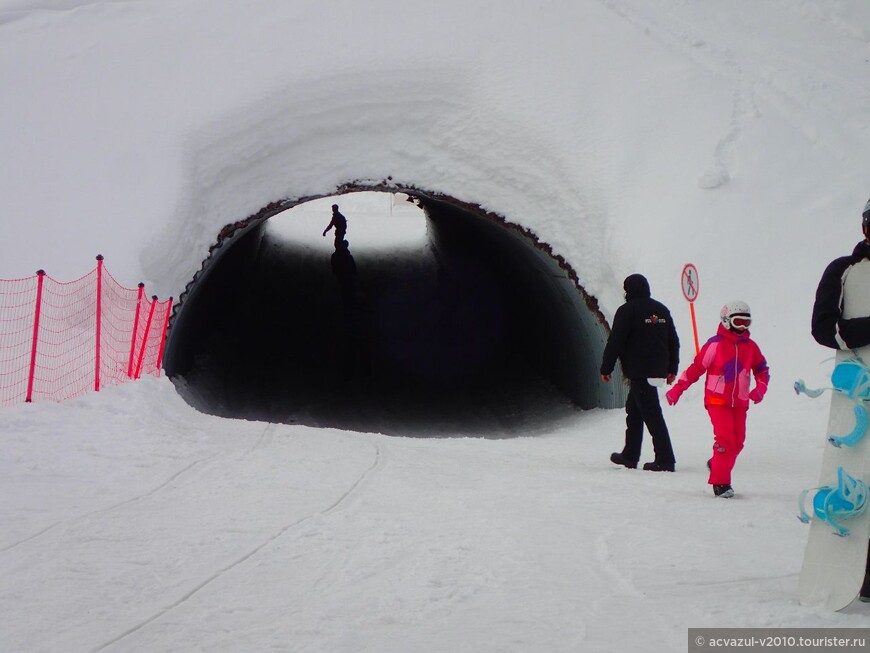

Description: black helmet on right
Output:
[863,198,870,228]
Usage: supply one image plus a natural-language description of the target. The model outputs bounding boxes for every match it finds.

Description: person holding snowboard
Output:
[665,301,770,498]
[811,199,870,351]
[810,198,870,602]
[600,273,680,472]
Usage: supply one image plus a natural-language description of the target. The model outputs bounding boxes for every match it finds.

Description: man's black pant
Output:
[621,378,676,465]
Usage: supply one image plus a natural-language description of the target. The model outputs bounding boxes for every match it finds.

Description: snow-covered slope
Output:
[1,1,870,650]
[3,0,868,354]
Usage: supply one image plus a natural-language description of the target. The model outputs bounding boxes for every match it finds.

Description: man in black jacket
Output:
[600,273,680,471]
[810,198,870,603]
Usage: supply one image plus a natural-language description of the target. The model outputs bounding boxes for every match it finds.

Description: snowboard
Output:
[797,259,870,611]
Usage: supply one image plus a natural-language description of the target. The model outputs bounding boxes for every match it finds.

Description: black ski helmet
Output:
[863,198,870,228]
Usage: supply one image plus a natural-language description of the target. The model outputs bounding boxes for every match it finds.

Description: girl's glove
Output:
[749,387,764,404]
[665,388,681,406]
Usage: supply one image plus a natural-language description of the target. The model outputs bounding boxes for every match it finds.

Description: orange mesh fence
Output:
[0,257,172,406]
[0,275,39,405]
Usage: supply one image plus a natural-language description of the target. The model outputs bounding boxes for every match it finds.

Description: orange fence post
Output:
[127,283,145,378]
[25,270,46,403]
[94,255,104,392]
[134,296,158,380]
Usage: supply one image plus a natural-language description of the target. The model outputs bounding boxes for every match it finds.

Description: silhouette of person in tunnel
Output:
[322,203,347,247]
[330,238,357,305]
[329,241,372,383]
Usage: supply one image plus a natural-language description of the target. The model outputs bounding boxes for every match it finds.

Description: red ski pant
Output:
[706,405,747,485]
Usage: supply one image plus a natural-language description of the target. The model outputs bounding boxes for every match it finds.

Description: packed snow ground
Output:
[2,376,866,653]
[2,0,870,651]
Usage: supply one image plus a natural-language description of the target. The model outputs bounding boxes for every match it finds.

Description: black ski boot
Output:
[643,461,675,472]
[610,452,637,469]
[713,484,734,498]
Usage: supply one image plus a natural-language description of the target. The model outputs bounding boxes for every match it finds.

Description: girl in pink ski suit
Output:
[665,301,770,497]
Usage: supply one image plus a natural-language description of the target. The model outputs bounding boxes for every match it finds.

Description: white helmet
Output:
[720,300,752,330]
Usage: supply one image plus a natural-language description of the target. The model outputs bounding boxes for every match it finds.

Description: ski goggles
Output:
[730,315,752,329]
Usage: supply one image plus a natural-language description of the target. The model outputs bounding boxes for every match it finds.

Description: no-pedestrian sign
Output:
[681,263,701,355]
[681,263,699,303]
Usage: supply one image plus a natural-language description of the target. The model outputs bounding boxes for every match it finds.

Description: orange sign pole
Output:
[688,301,700,355]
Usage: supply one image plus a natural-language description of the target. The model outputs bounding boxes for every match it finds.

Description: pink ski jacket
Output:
[667,324,770,409]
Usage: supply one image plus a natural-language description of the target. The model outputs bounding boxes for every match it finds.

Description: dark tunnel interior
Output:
[164,192,626,437]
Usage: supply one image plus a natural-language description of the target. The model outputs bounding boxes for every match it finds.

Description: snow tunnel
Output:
[163,188,627,437]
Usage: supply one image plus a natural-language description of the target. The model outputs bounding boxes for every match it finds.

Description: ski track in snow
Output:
[598,0,868,166]
[1,420,278,555]
[91,431,383,653]
[598,0,755,189]
[699,80,750,190]
[593,524,643,599]
[0,454,220,554]
[589,522,681,650]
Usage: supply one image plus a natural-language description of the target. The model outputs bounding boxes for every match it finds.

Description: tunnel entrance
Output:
[164,189,625,437]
